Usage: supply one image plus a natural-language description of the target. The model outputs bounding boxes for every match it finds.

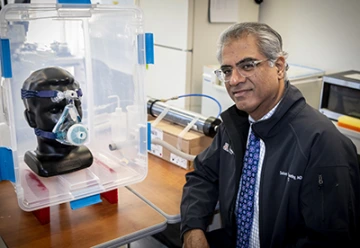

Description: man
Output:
[180,22,360,248]
[22,67,93,177]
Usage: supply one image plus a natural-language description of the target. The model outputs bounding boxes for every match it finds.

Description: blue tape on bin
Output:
[0,147,15,182]
[145,33,154,64]
[147,122,151,151]
[70,194,102,210]
[0,39,13,78]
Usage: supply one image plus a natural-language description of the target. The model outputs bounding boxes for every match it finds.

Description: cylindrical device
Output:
[147,97,222,137]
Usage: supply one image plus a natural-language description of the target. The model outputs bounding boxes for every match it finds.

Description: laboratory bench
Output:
[128,154,191,224]
[0,180,167,248]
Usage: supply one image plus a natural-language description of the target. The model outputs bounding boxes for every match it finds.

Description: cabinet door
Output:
[138,0,193,50]
[145,46,192,109]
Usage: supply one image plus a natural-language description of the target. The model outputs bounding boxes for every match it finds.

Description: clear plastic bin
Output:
[0,3,148,211]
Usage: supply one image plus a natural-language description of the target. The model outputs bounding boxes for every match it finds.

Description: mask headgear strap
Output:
[22,88,83,141]
[21,90,58,99]
[21,88,83,102]
[34,128,57,140]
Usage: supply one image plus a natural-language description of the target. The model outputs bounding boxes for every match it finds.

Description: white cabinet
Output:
[139,0,192,50]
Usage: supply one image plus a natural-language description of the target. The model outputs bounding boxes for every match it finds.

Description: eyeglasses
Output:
[214,58,269,83]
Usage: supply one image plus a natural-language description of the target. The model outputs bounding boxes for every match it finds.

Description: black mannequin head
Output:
[21,67,93,177]
[22,67,83,155]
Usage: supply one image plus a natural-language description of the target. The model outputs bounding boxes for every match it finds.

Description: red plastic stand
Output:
[101,189,118,204]
[30,190,117,224]
[33,207,50,225]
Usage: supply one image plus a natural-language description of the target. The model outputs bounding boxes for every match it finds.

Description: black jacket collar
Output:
[221,81,306,141]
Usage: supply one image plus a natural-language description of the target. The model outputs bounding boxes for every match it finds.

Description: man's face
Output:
[30,83,82,132]
[221,34,285,120]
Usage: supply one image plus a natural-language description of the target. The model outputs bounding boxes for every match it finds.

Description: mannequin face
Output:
[29,84,83,132]
[23,67,82,132]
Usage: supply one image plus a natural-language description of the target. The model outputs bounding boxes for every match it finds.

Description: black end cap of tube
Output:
[203,116,222,138]
[147,98,160,117]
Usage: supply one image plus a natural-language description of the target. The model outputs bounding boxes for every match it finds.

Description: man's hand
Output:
[183,229,210,248]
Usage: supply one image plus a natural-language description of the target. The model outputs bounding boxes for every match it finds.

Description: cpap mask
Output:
[21,88,88,146]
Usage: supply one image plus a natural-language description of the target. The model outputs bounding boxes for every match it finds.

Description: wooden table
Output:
[127,154,192,224]
[0,181,167,248]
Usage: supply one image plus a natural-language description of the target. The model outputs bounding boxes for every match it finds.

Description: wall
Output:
[259,0,360,74]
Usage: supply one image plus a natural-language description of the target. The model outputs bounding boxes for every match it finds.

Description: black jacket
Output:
[181,82,360,247]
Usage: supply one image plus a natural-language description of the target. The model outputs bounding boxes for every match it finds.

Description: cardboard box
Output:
[149,118,213,170]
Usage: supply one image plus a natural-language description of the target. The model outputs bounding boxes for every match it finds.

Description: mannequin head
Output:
[22,67,85,155]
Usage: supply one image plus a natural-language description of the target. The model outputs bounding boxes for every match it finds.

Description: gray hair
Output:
[216,22,289,77]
